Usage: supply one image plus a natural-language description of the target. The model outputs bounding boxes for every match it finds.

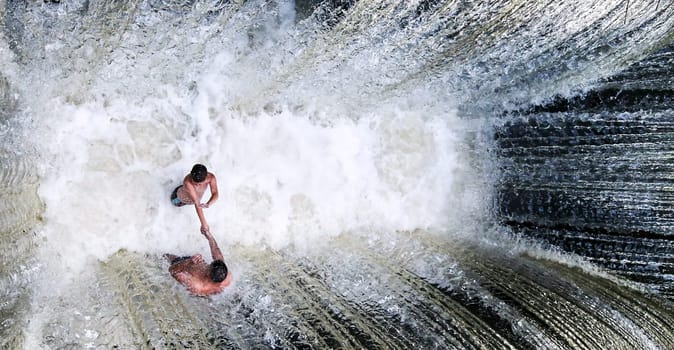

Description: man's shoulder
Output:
[187,278,225,296]
[219,271,233,288]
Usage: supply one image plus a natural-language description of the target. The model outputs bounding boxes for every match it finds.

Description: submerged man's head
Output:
[191,164,207,183]
[210,260,228,282]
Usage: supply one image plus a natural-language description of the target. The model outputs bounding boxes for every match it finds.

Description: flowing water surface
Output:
[1,0,673,349]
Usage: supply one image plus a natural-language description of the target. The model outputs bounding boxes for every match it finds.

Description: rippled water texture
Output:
[1,0,673,349]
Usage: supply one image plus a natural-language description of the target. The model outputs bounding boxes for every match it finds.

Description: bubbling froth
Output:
[22,0,483,281]
[36,91,472,275]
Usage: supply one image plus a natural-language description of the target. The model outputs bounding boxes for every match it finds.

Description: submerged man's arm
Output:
[202,229,224,261]
[172,271,192,286]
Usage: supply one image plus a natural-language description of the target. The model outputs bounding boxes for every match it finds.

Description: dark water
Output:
[1,0,673,349]
[497,43,674,298]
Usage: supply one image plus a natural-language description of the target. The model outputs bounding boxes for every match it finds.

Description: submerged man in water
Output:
[170,163,219,233]
[165,229,232,296]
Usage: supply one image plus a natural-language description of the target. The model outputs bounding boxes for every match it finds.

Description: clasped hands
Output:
[200,226,212,238]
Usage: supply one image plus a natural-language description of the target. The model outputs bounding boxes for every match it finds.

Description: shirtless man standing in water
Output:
[165,229,232,296]
[170,164,219,233]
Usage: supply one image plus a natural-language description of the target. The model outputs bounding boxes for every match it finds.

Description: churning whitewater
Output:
[0,0,673,349]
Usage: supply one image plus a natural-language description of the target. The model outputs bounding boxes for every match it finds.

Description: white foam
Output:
[22,0,483,281]
[35,92,472,273]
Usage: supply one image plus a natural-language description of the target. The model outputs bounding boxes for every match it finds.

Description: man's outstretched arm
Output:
[194,205,209,232]
[202,229,224,261]
[186,180,210,232]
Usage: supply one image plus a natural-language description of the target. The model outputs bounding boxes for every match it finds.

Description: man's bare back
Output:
[165,230,231,296]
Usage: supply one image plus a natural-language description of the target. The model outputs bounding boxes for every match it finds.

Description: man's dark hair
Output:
[210,260,228,282]
[191,164,208,183]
